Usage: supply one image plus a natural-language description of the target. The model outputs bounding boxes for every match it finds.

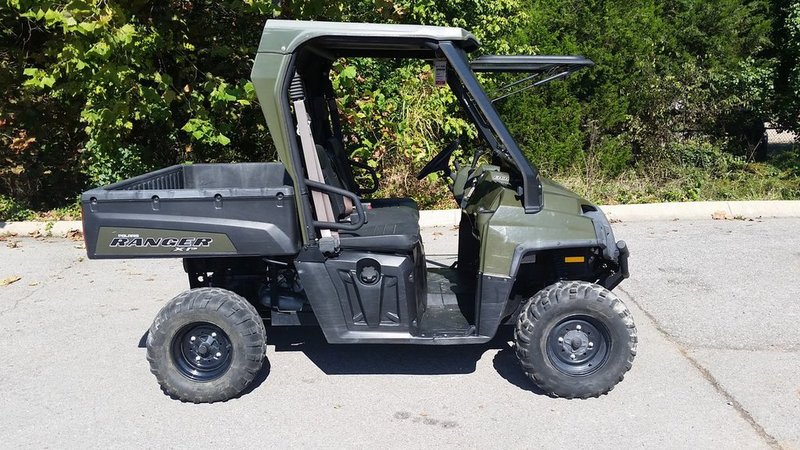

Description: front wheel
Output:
[514,281,637,398]
[146,288,267,403]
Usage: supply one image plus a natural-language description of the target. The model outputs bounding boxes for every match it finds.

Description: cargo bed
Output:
[81,163,300,259]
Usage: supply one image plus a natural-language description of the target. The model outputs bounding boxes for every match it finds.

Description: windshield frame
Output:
[440,42,544,213]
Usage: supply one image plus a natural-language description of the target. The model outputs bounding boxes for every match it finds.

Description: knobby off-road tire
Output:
[146,288,266,403]
[514,281,637,399]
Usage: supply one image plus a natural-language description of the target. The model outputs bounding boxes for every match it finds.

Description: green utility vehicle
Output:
[81,20,636,403]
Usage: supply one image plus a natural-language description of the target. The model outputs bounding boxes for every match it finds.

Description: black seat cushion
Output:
[365,197,419,211]
[311,138,421,252]
[339,205,420,252]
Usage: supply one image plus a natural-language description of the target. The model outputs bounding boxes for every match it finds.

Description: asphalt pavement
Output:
[1,218,798,449]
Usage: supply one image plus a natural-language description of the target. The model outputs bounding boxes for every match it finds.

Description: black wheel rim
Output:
[171,322,233,381]
[546,315,610,376]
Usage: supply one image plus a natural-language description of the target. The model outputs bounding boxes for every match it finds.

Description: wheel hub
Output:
[561,329,590,355]
[547,316,610,376]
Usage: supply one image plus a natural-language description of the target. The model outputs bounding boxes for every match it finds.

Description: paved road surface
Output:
[1,218,798,448]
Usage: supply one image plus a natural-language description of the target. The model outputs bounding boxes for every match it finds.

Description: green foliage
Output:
[769,0,800,132]
[1,0,798,213]
[559,141,799,204]
[3,0,274,198]
[331,59,477,208]
[496,0,779,179]
[0,194,34,221]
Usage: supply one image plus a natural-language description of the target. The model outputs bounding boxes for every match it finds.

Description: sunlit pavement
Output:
[2,218,798,448]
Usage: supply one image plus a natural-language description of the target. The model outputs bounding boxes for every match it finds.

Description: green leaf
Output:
[340,66,357,79]
[77,22,98,34]
[243,81,256,98]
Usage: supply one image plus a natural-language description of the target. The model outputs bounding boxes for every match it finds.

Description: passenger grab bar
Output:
[305,179,368,231]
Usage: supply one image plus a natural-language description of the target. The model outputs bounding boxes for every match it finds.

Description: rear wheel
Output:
[146,288,266,403]
[514,281,637,398]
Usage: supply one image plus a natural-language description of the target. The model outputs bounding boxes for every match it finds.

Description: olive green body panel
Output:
[466,174,600,277]
[255,20,478,55]
[250,52,291,174]
[251,52,307,242]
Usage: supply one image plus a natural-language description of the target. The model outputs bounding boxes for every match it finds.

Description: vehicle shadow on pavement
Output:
[266,326,546,394]
[139,327,546,395]
[239,359,272,397]
[491,344,548,395]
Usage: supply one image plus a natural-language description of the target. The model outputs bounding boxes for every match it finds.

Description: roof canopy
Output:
[257,20,480,54]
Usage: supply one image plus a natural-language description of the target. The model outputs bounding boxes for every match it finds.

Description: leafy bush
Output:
[331,59,476,208]
[1,0,797,212]
[0,194,33,221]
[3,0,275,194]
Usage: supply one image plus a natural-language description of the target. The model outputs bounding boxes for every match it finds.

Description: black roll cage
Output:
[470,55,594,102]
[439,42,545,213]
[281,38,595,242]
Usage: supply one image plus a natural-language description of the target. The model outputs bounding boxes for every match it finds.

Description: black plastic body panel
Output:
[475,274,515,336]
[296,243,494,345]
[324,251,417,330]
[81,163,301,259]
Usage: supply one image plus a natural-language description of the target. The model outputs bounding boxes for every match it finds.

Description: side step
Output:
[270,310,319,326]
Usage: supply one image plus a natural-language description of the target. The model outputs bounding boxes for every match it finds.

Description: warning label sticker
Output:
[434,59,447,86]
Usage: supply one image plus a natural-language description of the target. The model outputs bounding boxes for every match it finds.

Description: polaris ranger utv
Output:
[81,20,636,403]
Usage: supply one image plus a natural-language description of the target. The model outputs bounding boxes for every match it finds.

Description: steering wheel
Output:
[416,138,461,180]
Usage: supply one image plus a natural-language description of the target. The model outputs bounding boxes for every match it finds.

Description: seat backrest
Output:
[307,93,361,196]
[320,78,362,195]
[316,144,353,220]
[326,137,359,194]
